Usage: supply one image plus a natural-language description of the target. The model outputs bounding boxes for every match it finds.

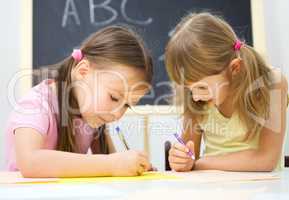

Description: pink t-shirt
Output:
[5,79,95,171]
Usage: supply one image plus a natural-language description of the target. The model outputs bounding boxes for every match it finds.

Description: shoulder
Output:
[269,68,288,92]
[269,68,288,108]
[17,80,57,112]
[7,80,57,129]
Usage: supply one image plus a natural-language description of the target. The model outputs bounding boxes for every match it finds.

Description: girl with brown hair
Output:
[5,26,153,177]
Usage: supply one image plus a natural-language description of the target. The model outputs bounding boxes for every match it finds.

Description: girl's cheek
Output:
[88,92,105,112]
[99,94,117,113]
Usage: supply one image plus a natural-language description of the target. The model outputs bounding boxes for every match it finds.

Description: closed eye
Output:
[110,95,119,102]
[125,104,131,109]
[197,86,208,90]
[111,95,131,108]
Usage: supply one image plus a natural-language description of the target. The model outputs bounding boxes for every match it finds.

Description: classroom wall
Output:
[0,0,21,169]
[263,0,289,155]
[0,0,288,171]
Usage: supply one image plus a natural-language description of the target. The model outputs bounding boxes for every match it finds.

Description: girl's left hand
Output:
[168,141,195,172]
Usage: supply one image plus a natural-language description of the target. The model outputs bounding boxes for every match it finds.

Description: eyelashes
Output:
[110,95,119,102]
[110,95,131,108]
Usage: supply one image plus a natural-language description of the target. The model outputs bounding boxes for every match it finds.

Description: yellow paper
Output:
[59,172,180,184]
[0,172,179,185]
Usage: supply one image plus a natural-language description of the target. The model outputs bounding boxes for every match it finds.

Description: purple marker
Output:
[173,133,195,160]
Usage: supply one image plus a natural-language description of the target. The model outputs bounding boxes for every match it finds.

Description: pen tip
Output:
[116,126,120,132]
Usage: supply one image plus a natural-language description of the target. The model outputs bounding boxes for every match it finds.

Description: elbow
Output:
[17,153,46,178]
[251,149,279,172]
[20,163,52,178]
[19,162,55,178]
[261,160,277,172]
[261,164,275,172]
[20,168,36,178]
[19,163,37,178]
[18,158,42,178]
[258,154,278,172]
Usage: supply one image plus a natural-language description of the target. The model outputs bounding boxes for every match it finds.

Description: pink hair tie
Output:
[233,40,243,51]
[71,49,83,62]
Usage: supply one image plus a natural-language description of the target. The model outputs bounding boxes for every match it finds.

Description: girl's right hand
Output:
[109,150,151,176]
[169,141,195,172]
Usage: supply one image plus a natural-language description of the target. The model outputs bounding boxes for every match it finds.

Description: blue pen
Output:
[116,126,130,150]
[116,126,158,171]
[173,133,195,160]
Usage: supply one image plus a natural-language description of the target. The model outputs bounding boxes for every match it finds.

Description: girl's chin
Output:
[87,122,101,129]
[207,100,215,107]
[85,118,104,129]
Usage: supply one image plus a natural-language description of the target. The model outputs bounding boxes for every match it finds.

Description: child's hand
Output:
[169,141,195,172]
[109,150,151,176]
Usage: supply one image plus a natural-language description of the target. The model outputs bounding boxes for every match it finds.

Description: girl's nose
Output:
[192,93,213,102]
[113,108,126,121]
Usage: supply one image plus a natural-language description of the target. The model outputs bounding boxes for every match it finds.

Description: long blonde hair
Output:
[165,13,271,138]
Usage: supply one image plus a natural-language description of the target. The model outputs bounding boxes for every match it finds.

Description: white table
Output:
[1,169,289,200]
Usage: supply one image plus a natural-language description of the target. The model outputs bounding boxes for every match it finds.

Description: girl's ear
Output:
[228,58,242,77]
[72,60,90,81]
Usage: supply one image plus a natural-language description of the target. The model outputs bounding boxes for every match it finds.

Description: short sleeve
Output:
[7,97,51,136]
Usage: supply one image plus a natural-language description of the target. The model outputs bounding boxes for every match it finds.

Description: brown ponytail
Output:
[42,25,153,153]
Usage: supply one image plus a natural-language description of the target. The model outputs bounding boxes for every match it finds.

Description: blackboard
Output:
[33,0,252,105]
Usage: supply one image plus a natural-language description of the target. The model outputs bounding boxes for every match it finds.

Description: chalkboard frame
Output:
[20,0,268,115]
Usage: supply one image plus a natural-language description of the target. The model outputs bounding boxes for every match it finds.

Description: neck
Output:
[217,92,235,118]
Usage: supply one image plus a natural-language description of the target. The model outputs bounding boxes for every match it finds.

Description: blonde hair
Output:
[165,13,271,139]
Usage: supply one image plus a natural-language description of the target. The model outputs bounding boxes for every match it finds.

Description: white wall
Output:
[0,0,21,169]
[263,0,289,155]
